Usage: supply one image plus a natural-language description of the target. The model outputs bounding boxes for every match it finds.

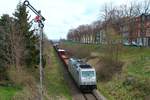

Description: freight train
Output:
[54,45,97,92]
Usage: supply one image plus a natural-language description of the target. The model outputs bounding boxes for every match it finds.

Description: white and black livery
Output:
[68,58,97,91]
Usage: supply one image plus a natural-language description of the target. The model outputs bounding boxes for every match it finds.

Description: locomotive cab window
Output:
[82,71,95,78]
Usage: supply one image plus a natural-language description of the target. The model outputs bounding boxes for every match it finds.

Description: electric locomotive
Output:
[68,58,97,91]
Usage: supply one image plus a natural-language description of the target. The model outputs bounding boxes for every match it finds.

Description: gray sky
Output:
[0,0,137,39]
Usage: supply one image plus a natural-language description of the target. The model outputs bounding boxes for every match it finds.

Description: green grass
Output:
[44,45,71,100]
[98,47,150,100]
[61,41,150,100]
[121,47,150,77]
[0,86,21,100]
[98,79,133,100]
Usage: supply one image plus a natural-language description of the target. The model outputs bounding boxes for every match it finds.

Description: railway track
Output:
[83,89,106,100]
[83,93,97,100]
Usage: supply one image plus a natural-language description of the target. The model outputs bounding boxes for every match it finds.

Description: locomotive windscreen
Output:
[82,71,95,78]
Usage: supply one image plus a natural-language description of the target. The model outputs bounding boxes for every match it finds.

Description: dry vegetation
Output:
[7,66,39,100]
[60,35,124,81]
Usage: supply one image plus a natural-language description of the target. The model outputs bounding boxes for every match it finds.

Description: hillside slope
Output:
[60,41,150,100]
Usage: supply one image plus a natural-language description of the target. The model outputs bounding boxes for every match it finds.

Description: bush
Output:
[0,66,8,81]
[96,57,123,81]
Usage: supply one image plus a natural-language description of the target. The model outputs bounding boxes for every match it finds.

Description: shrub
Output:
[96,57,123,81]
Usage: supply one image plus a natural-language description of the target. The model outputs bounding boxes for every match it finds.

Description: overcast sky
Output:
[0,0,139,40]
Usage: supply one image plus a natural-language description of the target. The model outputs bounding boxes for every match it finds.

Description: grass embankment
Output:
[44,43,71,100]
[0,67,38,100]
[60,41,150,100]
[98,47,150,100]
[0,42,72,100]
[0,86,21,100]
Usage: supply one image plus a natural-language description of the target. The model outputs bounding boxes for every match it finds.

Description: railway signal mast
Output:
[23,1,45,100]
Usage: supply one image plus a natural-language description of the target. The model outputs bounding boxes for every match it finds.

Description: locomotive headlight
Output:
[81,77,86,81]
[91,78,95,81]
[81,77,88,83]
